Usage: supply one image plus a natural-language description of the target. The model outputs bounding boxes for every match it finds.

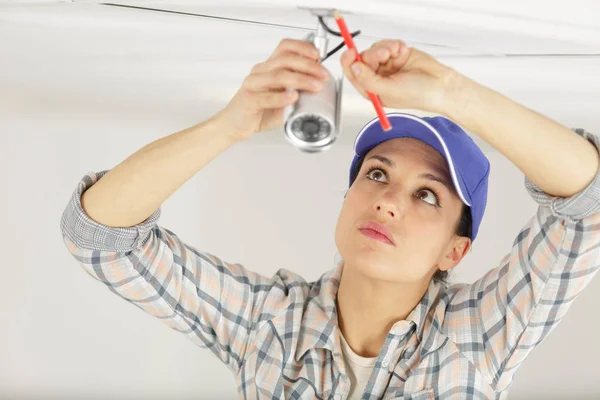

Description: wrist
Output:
[185,113,242,155]
[210,109,252,145]
[436,68,476,122]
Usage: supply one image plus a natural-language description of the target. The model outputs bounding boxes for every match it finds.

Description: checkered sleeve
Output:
[60,170,286,374]
[442,128,600,391]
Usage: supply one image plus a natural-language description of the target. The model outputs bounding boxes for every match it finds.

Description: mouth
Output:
[358,221,395,246]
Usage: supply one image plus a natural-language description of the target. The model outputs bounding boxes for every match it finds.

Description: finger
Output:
[340,48,357,70]
[254,53,329,81]
[340,50,368,97]
[244,69,324,93]
[361,47,390,71]
[371,39,404,57]
[389,44,413,71]
[340,51,387,95]
[361,40,404,71]
[268,38,320,61]
[254,89,299,109]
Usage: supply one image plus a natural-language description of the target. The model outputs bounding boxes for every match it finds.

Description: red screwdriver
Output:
[333,10,392,132]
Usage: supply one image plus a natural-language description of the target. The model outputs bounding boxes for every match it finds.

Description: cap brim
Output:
[352,112,472,207]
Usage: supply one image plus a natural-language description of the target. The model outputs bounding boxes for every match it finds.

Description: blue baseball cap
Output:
[348,112,490,242]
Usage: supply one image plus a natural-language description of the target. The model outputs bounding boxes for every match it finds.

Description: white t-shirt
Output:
[338,329,378,399]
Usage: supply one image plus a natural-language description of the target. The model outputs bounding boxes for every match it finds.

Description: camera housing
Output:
[283,10,343,153]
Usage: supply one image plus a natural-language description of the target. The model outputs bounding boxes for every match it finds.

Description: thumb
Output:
[349,61,386,94]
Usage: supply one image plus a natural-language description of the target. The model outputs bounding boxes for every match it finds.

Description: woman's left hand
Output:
[340,40,459,114]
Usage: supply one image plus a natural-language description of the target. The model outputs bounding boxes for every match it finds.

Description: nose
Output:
[373,190,401,219]
[374,203,396,218]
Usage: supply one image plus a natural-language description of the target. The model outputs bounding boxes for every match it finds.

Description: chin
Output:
[342,246,401,279]
[342,242,430,283]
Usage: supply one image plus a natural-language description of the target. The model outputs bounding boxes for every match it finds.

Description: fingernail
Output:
[352,64,361,76]
[312,80,323,89]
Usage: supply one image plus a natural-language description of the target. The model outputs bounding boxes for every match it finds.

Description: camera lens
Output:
[302,119,320,137]
[291,115,331,142]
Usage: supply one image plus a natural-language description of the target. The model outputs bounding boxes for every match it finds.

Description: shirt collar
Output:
[295,263,445,361]
[295,264,343,360]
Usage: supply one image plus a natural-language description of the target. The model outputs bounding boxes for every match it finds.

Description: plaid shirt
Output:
[60,128,600,400]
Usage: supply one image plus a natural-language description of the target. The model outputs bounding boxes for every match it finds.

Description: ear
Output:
[437,236,471,272]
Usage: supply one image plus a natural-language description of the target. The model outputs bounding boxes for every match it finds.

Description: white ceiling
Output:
[1,0,599,150]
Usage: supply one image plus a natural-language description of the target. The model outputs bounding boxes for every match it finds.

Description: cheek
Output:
[335,199,352,236]
[335,192,362,247]
[398,209,449,247]
[410,214,447,238]
[408,220,453,262]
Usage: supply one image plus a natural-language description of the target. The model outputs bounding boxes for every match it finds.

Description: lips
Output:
[359,221,395,245]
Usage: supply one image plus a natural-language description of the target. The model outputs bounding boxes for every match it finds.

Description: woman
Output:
[60,38,600,399]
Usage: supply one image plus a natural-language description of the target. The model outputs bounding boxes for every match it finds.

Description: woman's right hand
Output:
[217,38,331,143]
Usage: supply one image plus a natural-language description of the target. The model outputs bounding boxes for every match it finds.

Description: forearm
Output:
[81,113,239,228]
[442,72,599,198]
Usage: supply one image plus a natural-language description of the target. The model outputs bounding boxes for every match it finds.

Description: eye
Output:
[416,188,441,207]
[366,167,387,182]
[365,165,442,208]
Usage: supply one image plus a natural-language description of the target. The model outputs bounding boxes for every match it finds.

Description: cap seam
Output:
[472,159,491,196]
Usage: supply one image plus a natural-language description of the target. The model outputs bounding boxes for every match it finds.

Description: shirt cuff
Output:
[60,170,161,252]
[524,128,600,221]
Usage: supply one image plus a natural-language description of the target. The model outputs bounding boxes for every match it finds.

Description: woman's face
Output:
[335,137,470,284]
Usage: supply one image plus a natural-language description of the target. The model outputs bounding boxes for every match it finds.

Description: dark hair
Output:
[350,155,473,285]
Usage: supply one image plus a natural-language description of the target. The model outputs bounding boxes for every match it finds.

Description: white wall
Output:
[1,1,600,399]
[2,105,600,399]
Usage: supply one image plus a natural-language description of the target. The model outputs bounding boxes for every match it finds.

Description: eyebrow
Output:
[366,154,454,194]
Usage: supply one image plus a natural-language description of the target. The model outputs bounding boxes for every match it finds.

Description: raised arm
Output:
[60,38,330,371]
[340,39,600,391]
[81,38,329,228]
